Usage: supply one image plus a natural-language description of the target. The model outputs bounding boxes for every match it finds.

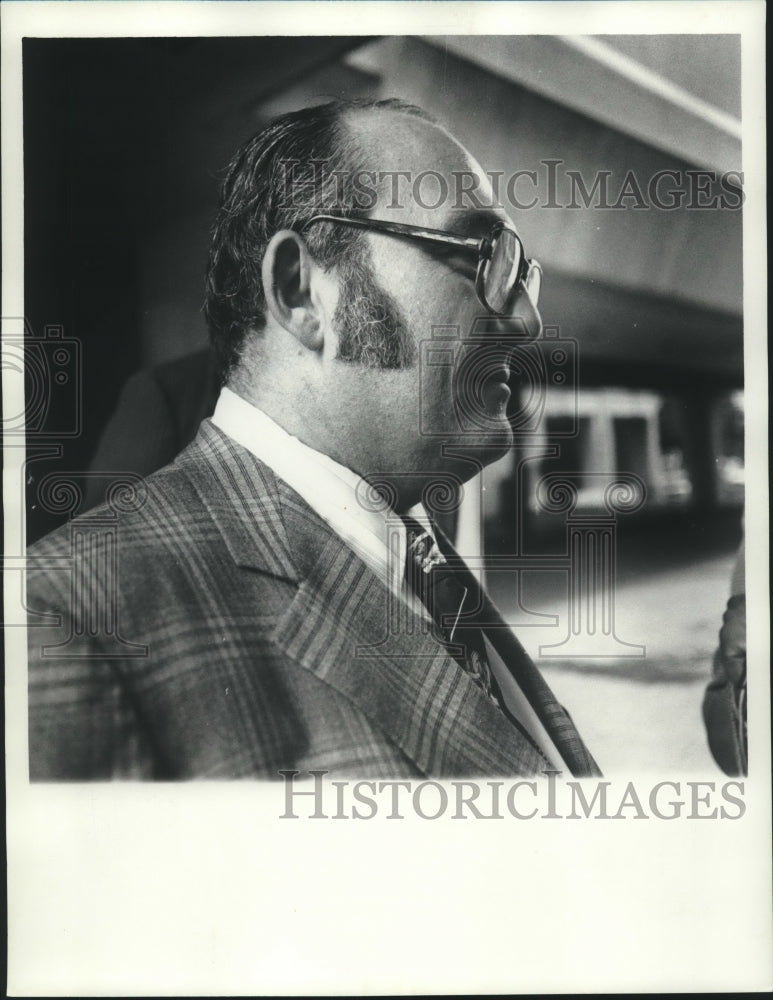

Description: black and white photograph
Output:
[4,2,770,994]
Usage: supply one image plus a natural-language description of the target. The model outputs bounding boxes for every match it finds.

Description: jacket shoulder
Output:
[26,434,300,779]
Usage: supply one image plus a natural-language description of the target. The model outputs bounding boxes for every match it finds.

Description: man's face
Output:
[328,111,541,489]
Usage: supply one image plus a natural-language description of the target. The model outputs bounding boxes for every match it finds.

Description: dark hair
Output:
[204,98,432,382]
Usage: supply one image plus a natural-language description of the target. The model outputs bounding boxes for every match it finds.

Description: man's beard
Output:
[333,250,416,369]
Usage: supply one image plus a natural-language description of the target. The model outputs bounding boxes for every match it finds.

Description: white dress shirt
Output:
[212,387,430,609]
[211,387,566,771]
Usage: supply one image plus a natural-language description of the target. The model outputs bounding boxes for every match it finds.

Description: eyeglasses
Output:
[302,214,542,317]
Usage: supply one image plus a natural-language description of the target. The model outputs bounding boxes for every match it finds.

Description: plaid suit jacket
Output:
[27,420,600,780]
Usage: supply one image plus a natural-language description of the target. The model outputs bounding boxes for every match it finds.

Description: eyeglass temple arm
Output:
[302,214,483,252]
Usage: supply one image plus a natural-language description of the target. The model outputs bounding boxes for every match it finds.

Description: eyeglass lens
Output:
[482,229,522,314]
[524,261,542,304]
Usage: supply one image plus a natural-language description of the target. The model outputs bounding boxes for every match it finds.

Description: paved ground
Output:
[488,528,739,776]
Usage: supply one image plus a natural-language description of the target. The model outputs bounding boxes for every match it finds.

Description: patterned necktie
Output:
[402,516,502,707]
[402,516,559,769]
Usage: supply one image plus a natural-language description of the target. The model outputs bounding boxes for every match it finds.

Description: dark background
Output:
[23,37,371,540]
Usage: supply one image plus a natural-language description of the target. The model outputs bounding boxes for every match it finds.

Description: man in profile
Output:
[27,98,600,780]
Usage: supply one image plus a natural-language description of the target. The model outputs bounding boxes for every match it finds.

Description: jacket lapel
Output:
[175,420,298,581]
[181,421,596,777]
[274,483,550,777]
[434,529,602,778]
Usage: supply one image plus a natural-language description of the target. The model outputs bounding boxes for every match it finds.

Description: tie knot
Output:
[401,515,502,709]
[402,516,446,581]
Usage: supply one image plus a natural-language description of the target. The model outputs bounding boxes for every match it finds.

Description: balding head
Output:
[206,98,535,505]
[204,99,434,383]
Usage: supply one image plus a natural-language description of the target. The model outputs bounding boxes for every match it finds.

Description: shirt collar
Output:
[211,387,435,598]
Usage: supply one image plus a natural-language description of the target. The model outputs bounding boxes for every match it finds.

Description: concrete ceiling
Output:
[600,34,741,119]
[423,35,742,174]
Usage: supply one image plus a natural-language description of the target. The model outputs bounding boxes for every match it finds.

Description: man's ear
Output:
[261,230,325,351]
